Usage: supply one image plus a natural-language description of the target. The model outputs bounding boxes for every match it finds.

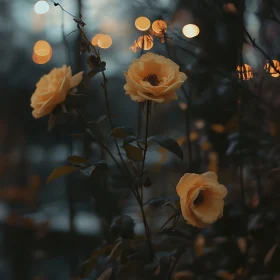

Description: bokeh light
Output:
[182,24,200,38]
[32,48,52,64]
[91,34,104,46]
[137,35,153,50]
[236,64,253,80]
[264,60,280,78]
[98,35,113,49]
[135,17,151,31]
[33,40,51,56]
[34,1,50,15]
[152,20,167,34]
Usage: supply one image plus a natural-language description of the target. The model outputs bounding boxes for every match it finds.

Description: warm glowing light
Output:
[32,48,52,64]
[97,35,113,49]
[152,20,167,34]
[34,1,49,15]
[182,24,200,38]
[137,35,153,50]
[91,34,104,46]
[236,64,253,80]
[33,40,51,56]
[135,17,151,31]
[264,60,280,78]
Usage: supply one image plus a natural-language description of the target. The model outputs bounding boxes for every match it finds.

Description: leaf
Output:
[264,244,280,272]
[46,165,80,184]
[144,197,178,208]
[143,176,152,187]
[123,144,143,162]
[81,161,108,177]
[148,135,184,160]
[81,165,96,177]
[87,55,106,79]
[110,126,135,139]
[97,268,113,280]
[123,135,138,146]
[80,244,114,278]
[67,155,88,165]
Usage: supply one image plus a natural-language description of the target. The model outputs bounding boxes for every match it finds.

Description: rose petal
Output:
[70,71,84,88]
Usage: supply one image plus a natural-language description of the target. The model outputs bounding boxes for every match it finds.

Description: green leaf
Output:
[80,244,114,278]
[67,155,88,166]
[123,144,143,162]
[46,165,80,184]
[148,135,184,160]
[110,126,135,139]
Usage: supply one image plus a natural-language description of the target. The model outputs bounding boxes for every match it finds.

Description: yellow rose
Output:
[176,172,227,228]
[31,65,83,118]
[124,52,187,103]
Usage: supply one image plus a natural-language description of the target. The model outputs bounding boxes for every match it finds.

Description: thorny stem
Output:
[138,101,154,258]
[52,1,154,259]
[140,101,151,198]
[78,27,153,258]
[182,86,193,173]
[101,70,137,187]
[75,109,139,200]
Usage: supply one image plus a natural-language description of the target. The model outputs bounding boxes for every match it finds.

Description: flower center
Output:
[194,190,204,206]
[143,74,160,86]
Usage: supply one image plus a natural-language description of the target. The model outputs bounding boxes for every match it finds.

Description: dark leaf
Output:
[87,55,106,79]
[264,244,280,272]
[67,155,88,166]
[96,115,107,124]
[81,161,108,177]
[148,135,184,160]
[143,176,152,187]
[123,144,143,162]
[123,135,138,146]
[46,165,80,184]
[110,126,135,139]
[80,244,114,278]
[144,197,178,208]
[97,268,113,280]
[81,165,96,177]
[112,215,135,239]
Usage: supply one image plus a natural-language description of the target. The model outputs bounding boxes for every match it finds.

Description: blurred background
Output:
[1,0,280,279]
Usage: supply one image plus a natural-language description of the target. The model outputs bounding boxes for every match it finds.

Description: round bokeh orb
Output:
[135,17,151,31]
[34,1,50,15]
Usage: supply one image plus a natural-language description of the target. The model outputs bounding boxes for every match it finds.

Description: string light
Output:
[182,24,200,38]
[32,48,52,64]
[135,17,151,31]
[34,1,50,15]
[152,20,167,34]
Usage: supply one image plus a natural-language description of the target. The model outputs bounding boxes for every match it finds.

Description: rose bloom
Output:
[31,65,83,118]
[176,172,227,228]
[124,52,187,103]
